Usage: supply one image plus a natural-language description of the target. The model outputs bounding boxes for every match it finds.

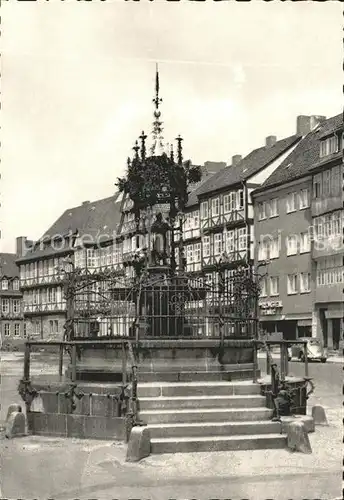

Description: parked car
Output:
[290,337,327,363]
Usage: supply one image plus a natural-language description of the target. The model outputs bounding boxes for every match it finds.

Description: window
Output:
[86,248,96,268]
[203,236,210,257]
[48,288,56,303]
[313,174,322,198]
[194,243,201,263]
[332,212,341,236]
[186,245,194,264]
[193,211,199,229]
[320,135,338,158]
[287,274,298,294]
[270,238,280,259]
[270,277,279,296]
[13,299,20,314]
[49,320,54,334]
[258,202,267,220]
[225,230,235,253]
[200,202,208,219]
[1,279,8,290]
[214,233,222,255]
[269,198,279,218]
[238,228,247,251]
[286,235,298,256]
[23,323,27,338]
[1,299,9,314]
[14,324,20,337]
[260,277,268,297]
[13,279,20,291]
[229,192,236,212]
[4,323,10,336]
[223,194,230,214]
[258,239,269,261]
[211,198,220,216]
[286,192,297,213]
[300,273,311,293]
[300,232,310,253]
[331,166,341,196]
[299,189,310,209]
[323,170,331,196]
[237,190,244,209]
[316,256,344,287]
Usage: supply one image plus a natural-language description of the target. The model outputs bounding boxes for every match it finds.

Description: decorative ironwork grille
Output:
[70,266,260,340]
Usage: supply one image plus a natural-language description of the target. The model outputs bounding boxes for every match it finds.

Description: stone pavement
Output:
[1,407,341,500]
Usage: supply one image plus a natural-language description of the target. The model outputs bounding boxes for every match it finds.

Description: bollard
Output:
[287,421,312,454]
[126,426,150,462]
[5,411,26,439]
[312,405,329,426]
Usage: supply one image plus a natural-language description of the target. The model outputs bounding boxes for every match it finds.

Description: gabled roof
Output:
[17,194,123,263]
[258,114,342,192]
[42,193,122,240]
[0,253,19,278]
[196,135,301,197]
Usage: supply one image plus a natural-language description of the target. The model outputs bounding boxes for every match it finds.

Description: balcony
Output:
[314,283,342,304]
[311,194,343,217]
[312,235,343,259]
[0,311,23,320]
[24,302,66,315]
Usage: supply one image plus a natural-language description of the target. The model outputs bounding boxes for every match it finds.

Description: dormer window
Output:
[13,279,20,291]
[1,279,8,290]
[320,135,339,158]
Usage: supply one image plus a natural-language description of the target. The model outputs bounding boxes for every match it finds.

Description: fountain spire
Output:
[151,64,164,156]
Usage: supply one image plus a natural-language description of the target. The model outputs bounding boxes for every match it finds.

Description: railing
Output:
[262,340,309,381]
[256,339,314,420]
[18,338,142,439]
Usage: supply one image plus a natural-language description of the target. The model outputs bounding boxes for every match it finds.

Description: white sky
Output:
[1,1,342,253]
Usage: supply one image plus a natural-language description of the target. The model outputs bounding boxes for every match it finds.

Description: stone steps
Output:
[137,378,286,454]
[150,433,287,454]
[139,369,259,383]
[140,407,273,424]
[139,395,266,410]
[138,381,261,397]
[148,420,281,438]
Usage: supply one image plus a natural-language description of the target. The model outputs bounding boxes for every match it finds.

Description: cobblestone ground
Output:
[0,353,342,500]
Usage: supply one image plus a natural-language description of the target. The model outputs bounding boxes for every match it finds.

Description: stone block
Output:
[5,411,26,439]
[287,421,312,454]
[27,412,47,434]
[280,415,315,433]
[312,405,329,426]
[6,404,22,422]
[126,425,151,462]
[45,413,67,436]
[67,414,85,438]
[83,416,126,440]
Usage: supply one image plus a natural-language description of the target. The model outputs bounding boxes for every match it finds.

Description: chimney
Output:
[265,136,277,148]
[296,115,327,136]
[232,155,242,167]
[16,236,29,258]
[82,200,90,206]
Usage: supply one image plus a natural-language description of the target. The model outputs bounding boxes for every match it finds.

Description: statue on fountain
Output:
[151,212,170,266]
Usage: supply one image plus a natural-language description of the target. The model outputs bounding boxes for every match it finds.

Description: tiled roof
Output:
[186,172,221,207]
[0,253,19,278]
[196,135,301,197]
[258,114,342,191]
[42,193,122,240]
[17,194,123,263]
